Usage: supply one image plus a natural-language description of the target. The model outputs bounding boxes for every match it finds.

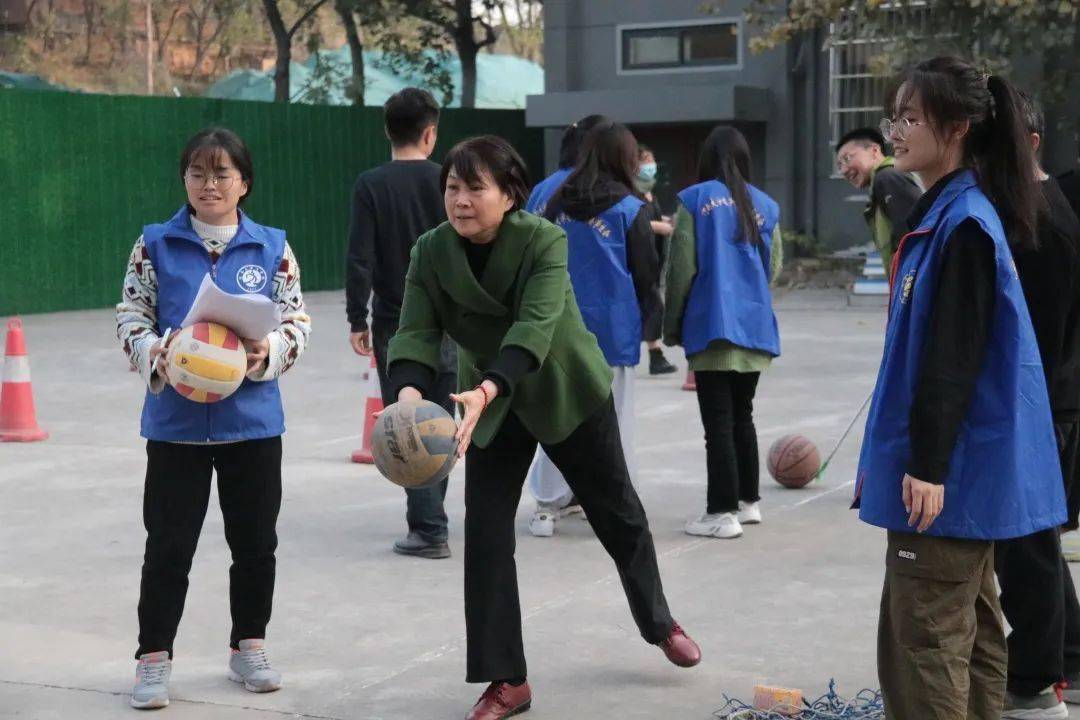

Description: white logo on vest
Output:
[237,265,268,293]
[900,270,916,305]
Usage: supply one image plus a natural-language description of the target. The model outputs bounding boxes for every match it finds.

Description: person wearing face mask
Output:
[116,127,310,709]
[855,57,1065,719]
[523,121,662,538]
[387,135,701,720]
[636,144,677,376]
[834,128,922,270]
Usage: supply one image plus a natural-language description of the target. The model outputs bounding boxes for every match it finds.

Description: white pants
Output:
[527,365,637,506]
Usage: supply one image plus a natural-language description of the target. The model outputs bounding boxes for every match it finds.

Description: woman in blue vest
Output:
[525,120,662,537]
[856,57,1065,717]
[663,126,782,540]
[524,114,610,217]
[116,128,310,709]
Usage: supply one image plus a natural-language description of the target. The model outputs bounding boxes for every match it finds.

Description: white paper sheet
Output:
[180,274,281,339]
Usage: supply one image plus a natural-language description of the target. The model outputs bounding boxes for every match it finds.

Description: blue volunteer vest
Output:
[856,171,1065,540]
[140,206,287,442]
[677,180,781,357]
[553,194,645,367]
[525,167,572,216]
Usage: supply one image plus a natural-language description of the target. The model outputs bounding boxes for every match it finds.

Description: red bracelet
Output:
[474,383,490,409]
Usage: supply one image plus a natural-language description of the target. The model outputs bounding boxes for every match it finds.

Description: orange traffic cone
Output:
[681,370,696,392]
[351,354,384,464]
[0,318,48,442]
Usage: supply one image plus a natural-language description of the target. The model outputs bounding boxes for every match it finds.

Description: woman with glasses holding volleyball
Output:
[116,127,310,709]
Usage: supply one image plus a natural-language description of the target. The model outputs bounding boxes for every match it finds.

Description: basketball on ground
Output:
[372,400,459,489]
[165,322,247,403]
[767,434,821,488]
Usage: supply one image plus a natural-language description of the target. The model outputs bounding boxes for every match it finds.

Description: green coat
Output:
[388,210,614,449]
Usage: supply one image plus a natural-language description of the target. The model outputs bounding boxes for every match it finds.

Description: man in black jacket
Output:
[995,95,1080,716]
[345,88,456,559]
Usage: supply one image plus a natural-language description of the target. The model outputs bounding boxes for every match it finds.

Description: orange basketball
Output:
[165,322,247,404]
[767,435,821,488]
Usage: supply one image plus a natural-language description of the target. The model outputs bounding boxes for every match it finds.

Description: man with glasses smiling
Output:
[835,127,922,270]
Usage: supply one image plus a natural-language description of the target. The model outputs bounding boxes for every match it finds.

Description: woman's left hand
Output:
[243,336,271,377]
[450,380,499,458]
[902,473,944,533]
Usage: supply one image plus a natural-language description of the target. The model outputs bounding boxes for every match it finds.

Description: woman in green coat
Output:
[387,135,700,720]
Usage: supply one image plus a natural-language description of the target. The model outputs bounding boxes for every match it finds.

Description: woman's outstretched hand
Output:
[450,380,499,458]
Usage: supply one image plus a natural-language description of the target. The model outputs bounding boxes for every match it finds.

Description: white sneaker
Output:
[1001,685,1068,718]
[131,651,171,709]
[1062,529,1080,562]
[529,504,557,537]
[737,501,762,525]
[559,495,585,519]
[228,639,282,693]
[685,511,742,539]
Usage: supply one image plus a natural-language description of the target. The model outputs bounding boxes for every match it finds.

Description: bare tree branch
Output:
[287,0,332,38]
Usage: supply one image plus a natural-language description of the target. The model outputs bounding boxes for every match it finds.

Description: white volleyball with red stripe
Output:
[165,322,247,403]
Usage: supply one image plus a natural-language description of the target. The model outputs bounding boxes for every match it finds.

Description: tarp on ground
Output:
[204,49,543,108]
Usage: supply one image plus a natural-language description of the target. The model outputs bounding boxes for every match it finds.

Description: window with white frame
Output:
[827,3,933,159]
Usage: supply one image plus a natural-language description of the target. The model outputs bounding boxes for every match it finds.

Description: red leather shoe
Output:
[465,680,532,720]
[659,622,701,667]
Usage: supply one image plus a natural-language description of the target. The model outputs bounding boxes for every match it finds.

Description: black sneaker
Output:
[649,348,677,375]
[393,531,451,559]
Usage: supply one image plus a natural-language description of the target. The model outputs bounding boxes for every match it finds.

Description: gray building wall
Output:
[528,0,893,252]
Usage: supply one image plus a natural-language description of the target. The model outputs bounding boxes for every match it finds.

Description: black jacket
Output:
[345,160,445,332]
[1013,177,1080,421]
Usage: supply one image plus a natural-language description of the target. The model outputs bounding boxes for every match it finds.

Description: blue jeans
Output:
[373,314,456,543]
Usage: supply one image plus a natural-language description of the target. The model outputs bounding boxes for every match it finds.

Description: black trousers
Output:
[994,420,1080,695]
[373,314,456,543]
[463,397,674,682]
[693,370,761,514]
[135,437,282,658]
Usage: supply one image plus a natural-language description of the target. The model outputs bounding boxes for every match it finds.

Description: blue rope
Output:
[713,680,884,719]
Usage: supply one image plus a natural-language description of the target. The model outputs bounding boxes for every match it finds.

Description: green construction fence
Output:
[0,89,544,315]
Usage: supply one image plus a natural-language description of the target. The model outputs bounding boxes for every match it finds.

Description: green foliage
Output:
[781,228,823,259]
[704,0,1080,100]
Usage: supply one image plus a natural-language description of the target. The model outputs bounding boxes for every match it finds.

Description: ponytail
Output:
[890,57,1043,251]
[722,156,762,245]
[980,75,1042,251]
[698,125,762,244]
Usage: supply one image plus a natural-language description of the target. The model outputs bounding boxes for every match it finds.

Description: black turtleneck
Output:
[387,234,537,402]
[906,169,997,485]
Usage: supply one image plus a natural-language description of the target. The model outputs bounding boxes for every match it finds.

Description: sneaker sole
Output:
[393,545,451,559]
[737,517,761,525]
[228,670,282,693]
[684,527,742,539]
[1001,704,1068,719]
[130,697,169,710]
[529,525,554,537]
